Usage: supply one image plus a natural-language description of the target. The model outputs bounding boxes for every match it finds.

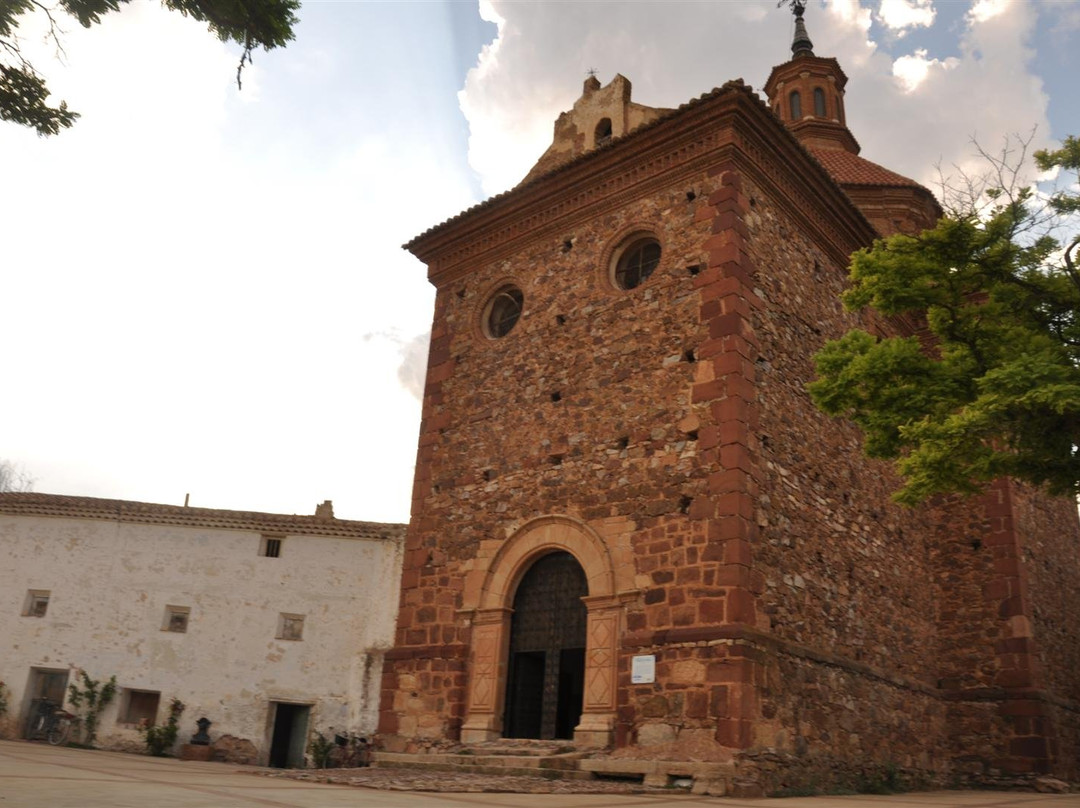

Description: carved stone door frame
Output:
[459,515,626,748]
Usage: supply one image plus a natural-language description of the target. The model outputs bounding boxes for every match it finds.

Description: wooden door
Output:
[503,552,587,740]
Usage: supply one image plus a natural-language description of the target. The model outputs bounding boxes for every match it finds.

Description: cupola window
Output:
[813,87,826,117]
[789,91,802,120]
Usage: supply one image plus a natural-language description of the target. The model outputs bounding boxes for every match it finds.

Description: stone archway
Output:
[460,515,622,748]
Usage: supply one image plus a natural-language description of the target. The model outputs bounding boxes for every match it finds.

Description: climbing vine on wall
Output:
[67,671,117,747]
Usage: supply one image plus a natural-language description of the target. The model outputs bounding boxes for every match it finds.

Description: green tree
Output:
[809,134,1080,505]
[1,0,299,136]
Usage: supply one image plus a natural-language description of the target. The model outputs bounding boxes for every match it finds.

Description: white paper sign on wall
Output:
[631,654,656,684]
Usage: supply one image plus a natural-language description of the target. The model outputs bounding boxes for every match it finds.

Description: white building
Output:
[0,493,404,766]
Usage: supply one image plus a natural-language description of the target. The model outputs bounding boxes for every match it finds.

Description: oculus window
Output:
[613,237,661,290]
[483,285,524,339]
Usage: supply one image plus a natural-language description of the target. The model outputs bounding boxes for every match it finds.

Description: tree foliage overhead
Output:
[0,0,299,135]
[809,134,1080,505]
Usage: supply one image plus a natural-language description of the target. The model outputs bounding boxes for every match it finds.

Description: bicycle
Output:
[29,701,79,745]
[46,708,78,745]
[331,732,371,768]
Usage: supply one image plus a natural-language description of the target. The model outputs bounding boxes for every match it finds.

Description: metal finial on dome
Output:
[787,0,815,58]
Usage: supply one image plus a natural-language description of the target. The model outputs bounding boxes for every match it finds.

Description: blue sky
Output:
[864,0,1077,140]
[2,0,1076,523]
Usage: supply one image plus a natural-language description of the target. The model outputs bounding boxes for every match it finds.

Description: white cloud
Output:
[458,0,1052,196]
[969,0,1010,23]
[892,48,958,92]
[830,0,875,32]
[459,2,805,196]
[0,0,478,523]
[879,0,936,32]
[397,331,432,401]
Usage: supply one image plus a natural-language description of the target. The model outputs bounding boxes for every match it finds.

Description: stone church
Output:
[377,7,1080,792]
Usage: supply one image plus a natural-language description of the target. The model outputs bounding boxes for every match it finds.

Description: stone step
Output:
[456,740,577,757]
[372,751,594,781]
[579,757,736,788]
[372,757,595,781]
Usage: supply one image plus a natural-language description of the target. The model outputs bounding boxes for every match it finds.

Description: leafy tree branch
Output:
[809,132,1080,505]
[0,0,298,135]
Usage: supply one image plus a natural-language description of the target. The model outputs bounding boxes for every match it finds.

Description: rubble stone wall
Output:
[743,173,949,767]
[1011,482,1080,780]
[736,647,948,794]
[383,168,726,746]
[383,124,1080,788]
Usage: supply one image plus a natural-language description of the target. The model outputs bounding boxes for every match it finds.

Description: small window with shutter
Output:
[162,605,190,633]
[260,535,283,558]
[23,590,50,617]
[277,613,305,641]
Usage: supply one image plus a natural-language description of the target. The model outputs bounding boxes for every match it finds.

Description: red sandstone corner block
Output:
[726,589,756,623]
[714,718,753,748]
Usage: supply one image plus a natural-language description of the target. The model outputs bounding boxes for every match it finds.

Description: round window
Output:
[613,237,661,290]
[484,285,524,338]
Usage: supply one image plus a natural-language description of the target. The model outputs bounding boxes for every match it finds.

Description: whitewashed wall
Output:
[0,512,403,761]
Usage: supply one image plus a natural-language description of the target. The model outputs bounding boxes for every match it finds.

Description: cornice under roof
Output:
[0,492,405,541]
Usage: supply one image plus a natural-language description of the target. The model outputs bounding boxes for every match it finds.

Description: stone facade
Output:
[0,493,404,765]
[378,20,1080,792]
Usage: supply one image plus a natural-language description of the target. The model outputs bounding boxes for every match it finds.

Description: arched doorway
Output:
[460,515,625,747]
[503,551,587,740]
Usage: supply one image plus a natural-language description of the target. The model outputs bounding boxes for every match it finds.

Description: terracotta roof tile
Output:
[806,147,924,189]
[0,492,405,541]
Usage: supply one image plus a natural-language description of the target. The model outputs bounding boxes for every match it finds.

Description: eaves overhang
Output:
[0,492,406,542]
[405,79,883,285]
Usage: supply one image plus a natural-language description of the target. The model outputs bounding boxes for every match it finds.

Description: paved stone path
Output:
[256,765,675,793]
[2,740,1078,807]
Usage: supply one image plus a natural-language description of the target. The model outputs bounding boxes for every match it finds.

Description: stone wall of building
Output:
[382,145,962,774]
[1011,482,1080,781]
[1012,483,1080,705]
[740,170,952,773]
[926,480,1080,784]
[1,502,403,762]
[382,74,1080,790]
[384,166,723,747]
[746,172,940,676]
[737,647,949,794]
